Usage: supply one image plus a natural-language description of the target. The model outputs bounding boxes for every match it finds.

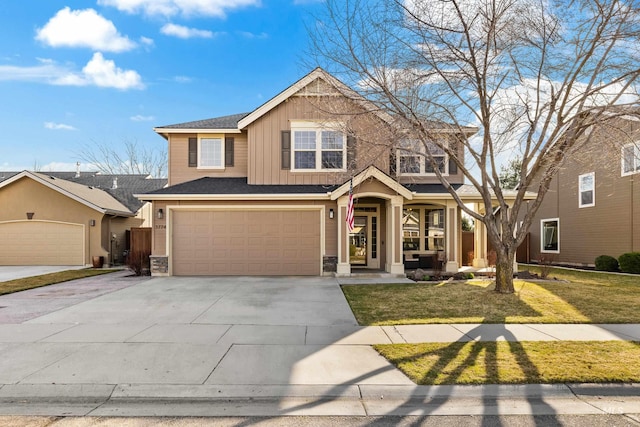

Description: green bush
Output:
[595,255,619,272]
[618,252,640,274]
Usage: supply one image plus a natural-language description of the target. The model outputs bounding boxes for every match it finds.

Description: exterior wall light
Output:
[26,212,34,220]
[157,208,164,219]
[89,219,96,226]
[329,208,334,219]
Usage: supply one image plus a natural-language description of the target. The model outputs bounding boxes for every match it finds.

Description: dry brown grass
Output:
[0,269,117,296]
[341,268,640,325]
[375,341,640,385]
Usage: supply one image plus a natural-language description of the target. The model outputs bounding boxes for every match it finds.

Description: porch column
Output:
[445,201,460,273]
[336,195,351,275]
[386,196,405,275]
[473,203,488,268]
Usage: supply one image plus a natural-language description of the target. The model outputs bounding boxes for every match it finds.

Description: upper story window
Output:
[622,143,640,176]
[397,139,447,176]
[578,172,595,208]
[291,122,346,171]
[199,137,224,169]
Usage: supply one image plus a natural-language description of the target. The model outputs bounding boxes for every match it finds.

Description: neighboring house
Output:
[0,171,166,266]
[139,68,521,277]
[523,113,640,267]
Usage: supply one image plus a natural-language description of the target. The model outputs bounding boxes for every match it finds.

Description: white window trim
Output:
[578,172,595,208]
[290,122,346,172]
[197,135,225,170]
[540,218,560,254]
[621,142,640,177]
[397,140,449,176]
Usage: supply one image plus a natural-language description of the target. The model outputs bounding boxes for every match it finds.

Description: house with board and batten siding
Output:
[522,112,640,267]
[138,68,528,277]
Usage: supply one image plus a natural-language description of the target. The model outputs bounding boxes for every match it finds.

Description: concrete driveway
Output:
[0,273,412,415]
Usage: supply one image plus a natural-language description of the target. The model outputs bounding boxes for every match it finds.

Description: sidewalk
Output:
[0,274,638,417]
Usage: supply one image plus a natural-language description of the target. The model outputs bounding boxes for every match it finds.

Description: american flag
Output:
[346,179,355,232]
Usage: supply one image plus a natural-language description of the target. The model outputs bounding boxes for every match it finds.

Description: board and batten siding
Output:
[168,131,248,186]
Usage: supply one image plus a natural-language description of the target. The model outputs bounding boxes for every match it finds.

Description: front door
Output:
[349,210,380,269]
[349,216,367,266]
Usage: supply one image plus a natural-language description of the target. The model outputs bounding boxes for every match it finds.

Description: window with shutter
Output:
[188,137,197,167]
[281,130,291,170]
[225,137,234,167]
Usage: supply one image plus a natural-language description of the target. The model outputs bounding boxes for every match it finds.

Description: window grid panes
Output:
[292,128,345,171]
[397,139,447,175]
[200,138,222,168]
[425,208,445,251]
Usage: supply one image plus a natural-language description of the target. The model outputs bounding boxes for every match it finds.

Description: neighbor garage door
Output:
[0,221,84,265]
[172,209,321,276]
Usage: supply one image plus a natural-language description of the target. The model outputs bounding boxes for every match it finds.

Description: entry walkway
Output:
[0,273,638,418]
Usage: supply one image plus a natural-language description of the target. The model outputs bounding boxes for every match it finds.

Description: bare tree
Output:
[76,139,167,178]
[310,0,640,293]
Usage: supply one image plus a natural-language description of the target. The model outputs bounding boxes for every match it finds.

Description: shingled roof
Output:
[0,171,167,212]
[155,112,250,130]
[143,177,336,196]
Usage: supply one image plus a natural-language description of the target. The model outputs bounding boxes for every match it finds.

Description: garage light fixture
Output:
[89,219,96,227]
[26,212,34,220]
[157,208,164,219]
[329,209,334,219]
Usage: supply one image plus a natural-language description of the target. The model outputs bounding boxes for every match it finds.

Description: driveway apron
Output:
[0,275,412,394]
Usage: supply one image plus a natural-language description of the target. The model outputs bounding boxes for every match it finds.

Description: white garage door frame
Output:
[166,204,325,276]
[0,220,85,266]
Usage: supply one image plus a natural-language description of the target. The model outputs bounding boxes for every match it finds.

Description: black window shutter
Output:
[347,135,356,170]
[225,137,234,167]
[448,140,458,174]
[188,137,197,167]
[448,157,458,174]
[281,130,291,170]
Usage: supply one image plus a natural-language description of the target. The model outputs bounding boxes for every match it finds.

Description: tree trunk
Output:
[494,250,515,294]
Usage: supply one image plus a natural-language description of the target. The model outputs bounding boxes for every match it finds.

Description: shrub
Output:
[127,249,151,276]
[595,255,619,272]
[618,252,640,274]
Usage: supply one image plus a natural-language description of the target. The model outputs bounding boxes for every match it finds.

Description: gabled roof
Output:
[237,67,394,129]
[330,166,414,200]
[0,171,134,216]
[0,171,167,212]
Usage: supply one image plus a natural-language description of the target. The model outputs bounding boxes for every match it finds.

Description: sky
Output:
[0,0,324,173]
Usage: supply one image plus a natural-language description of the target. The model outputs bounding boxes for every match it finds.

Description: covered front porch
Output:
[330,167,489,277]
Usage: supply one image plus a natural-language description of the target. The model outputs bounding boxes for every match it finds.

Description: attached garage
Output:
[171,208,321,276]
[0,220,84,266]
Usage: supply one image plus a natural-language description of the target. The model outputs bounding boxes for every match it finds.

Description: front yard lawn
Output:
[341,267,640,325]
[375,341,640,385]
[0,269,117,296]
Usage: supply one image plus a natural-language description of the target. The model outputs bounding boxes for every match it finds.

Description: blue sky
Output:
[0,0,324,172]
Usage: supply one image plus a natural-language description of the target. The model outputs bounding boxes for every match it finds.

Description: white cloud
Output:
[36,7,136,52]
[130,114,155,121]
[160,23,214,39]
[44,122,77,130]
[238,31,268,39]
[173,75,192,83]
[54,52,144,90]
[140,36,154,46]
[97,0,260,18]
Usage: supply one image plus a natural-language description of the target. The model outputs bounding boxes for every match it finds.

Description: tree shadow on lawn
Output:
[378,322,561,426]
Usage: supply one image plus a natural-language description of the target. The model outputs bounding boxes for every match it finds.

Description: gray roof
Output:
[144,178,337,195]
[157,112,250,130]
[0,171,167,212]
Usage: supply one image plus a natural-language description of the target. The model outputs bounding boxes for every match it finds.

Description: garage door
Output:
[172,210,321,276]
[0,221,84,265]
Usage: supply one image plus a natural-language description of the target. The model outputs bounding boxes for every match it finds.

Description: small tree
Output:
[76,139,167,178]
[311,0,640,293]
[499,158,523,190]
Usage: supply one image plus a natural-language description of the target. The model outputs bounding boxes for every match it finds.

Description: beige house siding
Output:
[527,120,640,266]
[0,177,106,264]
[247,96,392,185]
[168,131,249,186]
